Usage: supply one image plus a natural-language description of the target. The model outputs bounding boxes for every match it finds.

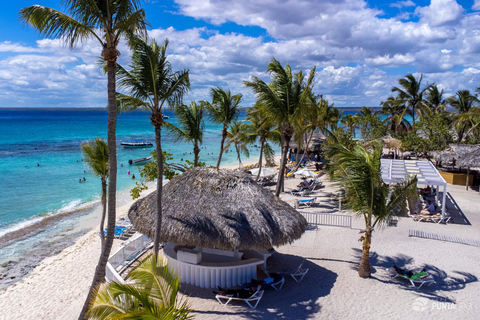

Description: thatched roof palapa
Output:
[128,167,308,251]
[430,144,480,170]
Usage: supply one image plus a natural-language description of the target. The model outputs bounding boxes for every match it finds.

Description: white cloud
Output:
[391,1,416,9]
[366,54,415,67]
[415,0,464,27]
[473,0,480,10]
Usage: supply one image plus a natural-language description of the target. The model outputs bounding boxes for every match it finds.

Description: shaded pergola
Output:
[381,159,447,217]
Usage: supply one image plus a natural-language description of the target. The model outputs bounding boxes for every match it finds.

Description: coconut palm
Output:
[88,255,192,320]
[328,142,417,278]
[81,138,108,249]
[245,104,280,180]
[340,114,358,138]
[391,74,431,127]
[115,37,190,256]
[205,87,242,170]
[424,84,446,114]
[244,58,315,197]
[379,97,410,134]
[19,2,147,318]
[447,90,479,143]
[164,101,205,167]
[224,121,250,168]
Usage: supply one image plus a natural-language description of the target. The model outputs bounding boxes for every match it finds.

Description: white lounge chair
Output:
[386,266,434,289]
[432,212,451,224]
[290,263,309,282]
[215,285,264,309]
[297,197,317,207]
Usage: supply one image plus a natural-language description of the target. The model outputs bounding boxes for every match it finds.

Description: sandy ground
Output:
[1,160,479,320]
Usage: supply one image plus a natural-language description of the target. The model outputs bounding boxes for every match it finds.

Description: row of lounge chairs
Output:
[214,263,309,309]
[411,212,451,224]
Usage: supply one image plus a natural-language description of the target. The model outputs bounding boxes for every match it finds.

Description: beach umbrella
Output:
[250,167,276,177]
[294,169,317,177]
[128,167,308,250]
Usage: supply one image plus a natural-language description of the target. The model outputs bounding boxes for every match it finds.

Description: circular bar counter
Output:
[163,243,263,288]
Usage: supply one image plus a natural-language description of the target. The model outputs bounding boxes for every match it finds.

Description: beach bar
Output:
[128,167,308,288]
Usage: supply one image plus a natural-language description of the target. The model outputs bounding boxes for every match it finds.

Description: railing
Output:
[299,211,352,228]
[105,234,152,283]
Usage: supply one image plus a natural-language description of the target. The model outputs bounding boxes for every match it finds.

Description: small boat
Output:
[121,139,153,149]
[162,114,169,119]
[129,156,153,165]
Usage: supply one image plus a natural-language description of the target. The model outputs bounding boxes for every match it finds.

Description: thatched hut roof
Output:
[128,167,308,251]
[430,144,480,170]
[289,132,326,151]
[364,135,402,150]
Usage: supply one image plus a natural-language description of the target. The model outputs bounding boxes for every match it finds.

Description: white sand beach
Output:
[1,162,479,320]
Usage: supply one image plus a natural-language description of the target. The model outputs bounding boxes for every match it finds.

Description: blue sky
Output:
[0,0,479,108]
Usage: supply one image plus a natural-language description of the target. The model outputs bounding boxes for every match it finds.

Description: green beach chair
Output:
[386,264,434,289]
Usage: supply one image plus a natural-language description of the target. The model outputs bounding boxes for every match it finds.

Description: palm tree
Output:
[340,114,358,138]
[391,74,431,127]
[328,142,417,278]
[224,121,250,168]
[88,255,192,319]
[447,90,479,143]
[379,97,410,134]
[244,58,315,196]
[356,106,375,139]
[245,103,280,180]
[116,37,190,256]
[205,87,242,169]
[81,138,108,250]
[424,84,446,114]
[19,2,147,318]
[164,101,205,167]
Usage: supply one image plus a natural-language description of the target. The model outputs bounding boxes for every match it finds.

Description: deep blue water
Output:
[0,109,266,236]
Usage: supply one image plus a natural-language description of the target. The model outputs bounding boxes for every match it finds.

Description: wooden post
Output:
[466,165,470,191]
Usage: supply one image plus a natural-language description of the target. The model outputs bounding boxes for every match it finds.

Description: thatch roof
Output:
[430,144,480,169]
[128,167,308,251]
[364,136,402,150]
[289,132,326,151]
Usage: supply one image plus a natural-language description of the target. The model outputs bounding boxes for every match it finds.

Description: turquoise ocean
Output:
[0,109,272,284]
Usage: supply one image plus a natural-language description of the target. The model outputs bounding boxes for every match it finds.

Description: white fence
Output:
[105,234,152,283]
[299,211,352,228]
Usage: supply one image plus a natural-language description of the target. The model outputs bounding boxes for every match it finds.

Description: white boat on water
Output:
[129,156,153,165]
[121,139,153,149]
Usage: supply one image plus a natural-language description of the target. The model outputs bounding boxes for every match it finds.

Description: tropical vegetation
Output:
[19,1,147,318]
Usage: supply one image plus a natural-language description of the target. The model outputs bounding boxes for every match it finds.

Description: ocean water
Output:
[0,109,269,261]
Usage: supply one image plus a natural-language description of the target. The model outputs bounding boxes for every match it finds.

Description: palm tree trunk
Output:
[358,227,372,278]
[275,133,290,197]
[193,141,200,167]
[79,58,117,320]
[256,139,265,181]
[236,144,243,168]
[216,125,227,170]
[99,178,107,249]
[153,119,164,255]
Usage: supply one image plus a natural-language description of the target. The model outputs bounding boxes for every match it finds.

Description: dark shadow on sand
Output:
[180,252,337,319]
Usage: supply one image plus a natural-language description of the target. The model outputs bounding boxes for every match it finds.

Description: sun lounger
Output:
[290,189,311,197]
[215,285,264,309]
[386,264,434,289]
[411,213,441,223]
[297,197,317,207]
[268,263,309,283]
[243,273,285,291]
[432,212,451,224]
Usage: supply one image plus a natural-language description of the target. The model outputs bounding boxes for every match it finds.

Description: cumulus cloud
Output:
[472,0,480,10]
[391,1,416,9]
[415,0,464,27]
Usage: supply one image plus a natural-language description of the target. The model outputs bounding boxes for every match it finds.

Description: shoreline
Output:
[0,155,269,291]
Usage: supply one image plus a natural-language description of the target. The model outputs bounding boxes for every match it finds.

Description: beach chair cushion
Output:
[298,197,317,207]
[386,266,434,289]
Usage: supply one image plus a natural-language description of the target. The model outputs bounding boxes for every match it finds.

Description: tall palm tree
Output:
[224,120,250,168]
[19,2,147,318]
[164,101,205,167]
[81,138,108,249]
[340,114,358,138]
[391,74,431,127]
[356,106,375,139]
[244,58,315,196]
[245,103,280,180]
[116,37,190,256]
[379,97,410,134]
[88,255,192,319]
[424,84,446,114]
[328,142,417,278]
[447,90,479,143]
[205,87,242,169]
